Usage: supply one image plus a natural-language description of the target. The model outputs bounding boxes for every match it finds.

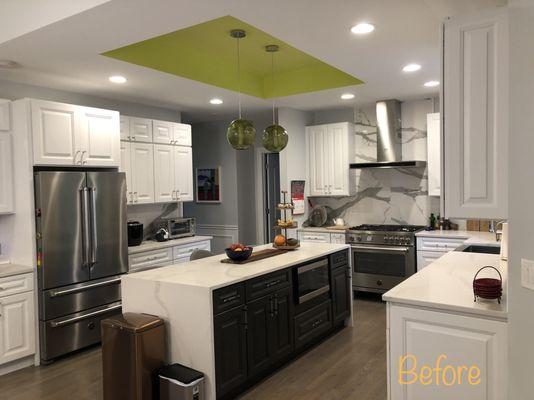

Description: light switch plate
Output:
[521,259,534,290]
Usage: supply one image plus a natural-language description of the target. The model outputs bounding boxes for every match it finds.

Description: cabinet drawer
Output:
[416,236,467,252]
[329,250,349,270]
[294,300,332,350]
[173,240,211,260]
[246,269,290,302]
[299,231,331,243]
[213,283,245,315]
[330,233,346,244]
[128,248,173,271]
[0,273,33,298]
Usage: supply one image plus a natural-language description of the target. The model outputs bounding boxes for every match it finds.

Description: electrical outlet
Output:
[521,259,534,290]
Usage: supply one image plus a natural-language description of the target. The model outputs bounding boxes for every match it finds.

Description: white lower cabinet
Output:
[0,274,35,367]
[416,251,444,270]
[298,230,346,244]
[416,236,468,270]
[388,303,507,400]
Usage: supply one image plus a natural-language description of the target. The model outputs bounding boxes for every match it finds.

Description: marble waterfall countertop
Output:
[0,263,34,278]
[383,251,507,319]
[415,229,499,245]
[124,242,349,290]
[128,235,213,254]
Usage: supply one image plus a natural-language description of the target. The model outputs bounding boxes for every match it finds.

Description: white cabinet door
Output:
[154,144,176,203]
[307,125,328,196]
[120,116,130,140]
[0,100,10,131]
[327,123,350,196]
[330,233,346,244]
[0,292,35,365]
[129,117,153,143]
[173,123,192,146]
[416,250,444,270]
[443,8,508,219]
[153,120,174,144]
[0,134,14,214]
[31,99,79,166]
[388,304,507,400]
[119,141,133,204]
[130,142,154,204]
[78,107,120,167]
[427,113,440,197]
[174,146,193,202]
[298,231,331,243]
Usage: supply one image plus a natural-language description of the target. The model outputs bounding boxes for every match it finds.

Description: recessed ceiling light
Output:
[109,75,127,84]
[0,60,22,69]
[209,98,223,105]
[341,93,355,100]
[424,80,440,87]
[402,63,421,72]
[351,23,375,35]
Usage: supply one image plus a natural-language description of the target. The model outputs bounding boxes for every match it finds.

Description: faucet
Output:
[489,220,506,241]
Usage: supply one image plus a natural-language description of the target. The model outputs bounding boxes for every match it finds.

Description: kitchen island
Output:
[383,251,507,400]
[121,243,351,400]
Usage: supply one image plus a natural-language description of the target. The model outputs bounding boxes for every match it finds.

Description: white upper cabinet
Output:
[31,99,79,166]
[153,120,174,144]
[30,99,120,167]
[120,115,130,140]
[307,122,354,197]
[174,146,193,202]
[119,141,133,204]
[173,123,192,146]
[153,144,175,203]
[443,8,508,219]
[426,113,441,197]
[129,117,153,143]
[129,142,155,204]
[0,100,11,131]
[0,133,14,214]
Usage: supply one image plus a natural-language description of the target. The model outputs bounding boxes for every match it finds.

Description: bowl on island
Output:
[225,244,253,262]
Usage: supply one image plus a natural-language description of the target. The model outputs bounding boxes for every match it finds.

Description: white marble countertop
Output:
[415,229,498,243]
[383,251,507,319]
[128,235,213,254]
[124,242,349,290]
[0,263,34,278]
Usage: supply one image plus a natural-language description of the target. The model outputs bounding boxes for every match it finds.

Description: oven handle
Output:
[297,259,328,274]
[351,245,411,252]
[299,285,330,303]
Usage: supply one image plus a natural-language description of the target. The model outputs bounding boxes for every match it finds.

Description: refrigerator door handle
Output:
[90,187,98,265]
[81,187,91,267]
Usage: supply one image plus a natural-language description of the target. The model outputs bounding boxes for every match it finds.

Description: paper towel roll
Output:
[500,222,508,261]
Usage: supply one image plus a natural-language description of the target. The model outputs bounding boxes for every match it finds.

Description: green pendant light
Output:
[262,44,288,152]
[227,29,256,150]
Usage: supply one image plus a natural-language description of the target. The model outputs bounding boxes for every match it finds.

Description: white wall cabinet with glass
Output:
[443,8,508,219]
[0,100,14,214]
[306,122,354,197]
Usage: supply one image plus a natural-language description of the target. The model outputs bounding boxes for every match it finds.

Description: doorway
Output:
[263,153,280,243]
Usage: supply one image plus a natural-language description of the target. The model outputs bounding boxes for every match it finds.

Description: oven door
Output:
[352,245,415,292]
[296,259,330,304]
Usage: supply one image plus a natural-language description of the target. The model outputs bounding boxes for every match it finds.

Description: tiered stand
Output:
[273,190,300,250]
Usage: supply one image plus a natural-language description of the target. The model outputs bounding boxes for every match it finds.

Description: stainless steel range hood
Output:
[350,99,426,169]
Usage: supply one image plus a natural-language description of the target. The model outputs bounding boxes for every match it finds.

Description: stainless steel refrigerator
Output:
[34,171,128,362]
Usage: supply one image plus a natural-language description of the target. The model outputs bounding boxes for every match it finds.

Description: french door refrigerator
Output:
[34,171,128,362]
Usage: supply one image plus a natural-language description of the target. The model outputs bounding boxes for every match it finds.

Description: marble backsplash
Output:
[311,99,440,227]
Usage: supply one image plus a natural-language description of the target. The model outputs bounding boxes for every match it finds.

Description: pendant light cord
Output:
[237,36,242,119]
[271,50,276,124]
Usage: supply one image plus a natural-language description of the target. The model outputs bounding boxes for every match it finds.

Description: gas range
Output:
[347,224,426,247]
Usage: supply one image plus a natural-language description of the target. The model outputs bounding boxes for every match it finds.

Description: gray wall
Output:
[508,3,534,398]
[0,78,181,122]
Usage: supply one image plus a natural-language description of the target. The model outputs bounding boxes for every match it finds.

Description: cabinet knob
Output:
[376,280,383,286]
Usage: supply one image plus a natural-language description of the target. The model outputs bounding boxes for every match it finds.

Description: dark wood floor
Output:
[0,295,386,400]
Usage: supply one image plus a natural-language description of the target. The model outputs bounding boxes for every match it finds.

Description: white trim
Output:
[196,224,238,254]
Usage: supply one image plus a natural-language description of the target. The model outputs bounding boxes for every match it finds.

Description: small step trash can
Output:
[158,364,205,400]
[101,313,166,400]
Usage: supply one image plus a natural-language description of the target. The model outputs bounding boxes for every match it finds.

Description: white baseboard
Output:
[196,224,238,254]
[0,355,35,376]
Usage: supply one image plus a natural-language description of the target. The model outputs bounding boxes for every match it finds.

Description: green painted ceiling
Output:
[102,15,363,99]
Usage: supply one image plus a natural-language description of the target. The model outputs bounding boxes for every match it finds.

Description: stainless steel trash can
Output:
[158,364,205,400]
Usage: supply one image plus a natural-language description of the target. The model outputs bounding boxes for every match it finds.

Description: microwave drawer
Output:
[245,269,290,302]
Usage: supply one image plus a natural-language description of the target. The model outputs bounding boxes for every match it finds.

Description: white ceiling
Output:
[0,0,504,122]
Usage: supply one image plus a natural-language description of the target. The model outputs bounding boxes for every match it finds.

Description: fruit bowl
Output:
[225,246,253,262]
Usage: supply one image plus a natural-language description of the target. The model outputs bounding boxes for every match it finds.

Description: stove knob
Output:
[357,236,362,242]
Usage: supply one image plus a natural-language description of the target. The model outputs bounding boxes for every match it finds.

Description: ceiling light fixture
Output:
[424,80,440,87]
[227,29,256,150]
[0,60,22,69]
[109,75,127,84]
[402,63,421,72]
[341,93,355,100]
[351,23,375,35]
[210,98,223,105]
[262,44,288,153]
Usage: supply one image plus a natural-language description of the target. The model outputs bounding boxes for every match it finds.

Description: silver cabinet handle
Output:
[127,136,131,140]
[81,150,87,165]
[50,304,122,328]
[132,136,136,141]
[329,184,332,194]
[49,277,121,298]
[171,190,176,200]
[74,150,81,165]
[133,192,138,203]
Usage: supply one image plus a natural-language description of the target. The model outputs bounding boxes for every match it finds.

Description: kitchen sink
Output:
[455,244,501,254]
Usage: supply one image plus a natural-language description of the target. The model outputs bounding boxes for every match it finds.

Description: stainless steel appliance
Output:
[294,258,330,305]
[34,171,127,362]
[348,224,425,293]
[127,221,144,246]
[154,217,196,239]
